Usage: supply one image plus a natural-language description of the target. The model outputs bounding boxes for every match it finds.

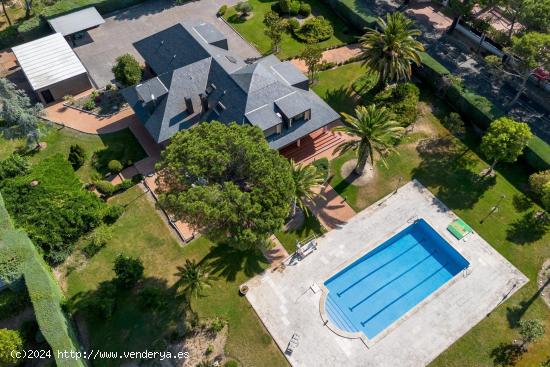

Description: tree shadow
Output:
[490,342,524,366]
[506,275,550,328]
[93,128,147,174]
[506,211,549,245]
[412,136,496,210]
[322,87,360,115]
[200,243,268,282]
[68,276,188,352]
[511,194,533,212]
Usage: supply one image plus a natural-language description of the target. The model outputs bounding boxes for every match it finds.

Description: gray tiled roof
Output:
[193,22,228,50]
[123,22,340,149]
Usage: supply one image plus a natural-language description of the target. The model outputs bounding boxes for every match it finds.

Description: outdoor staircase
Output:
[280,131,345,164]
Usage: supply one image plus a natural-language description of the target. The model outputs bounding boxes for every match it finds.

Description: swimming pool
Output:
[324,219,469,340]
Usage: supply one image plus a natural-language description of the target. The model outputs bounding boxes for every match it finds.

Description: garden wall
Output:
[415,52,550,171]
[0,194,85,367]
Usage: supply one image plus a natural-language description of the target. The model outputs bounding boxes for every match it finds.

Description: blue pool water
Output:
[324,219,469,339]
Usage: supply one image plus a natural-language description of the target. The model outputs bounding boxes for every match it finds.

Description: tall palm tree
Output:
[291,160,325,216]
[360,12,424,86]
[175,259,212,299]
[333,104,405,175]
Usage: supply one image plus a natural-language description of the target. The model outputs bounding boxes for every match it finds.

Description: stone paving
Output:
[308,185,356,230]
[245,180,528,367]
[290,44,362,73]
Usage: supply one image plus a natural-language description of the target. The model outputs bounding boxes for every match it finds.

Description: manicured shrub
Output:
[0,154,29,180]
[278,0,292,14]
[542,183,550,211]
[0,328,23,366]
[112,54,142,87]
[103,204,124,224]
[529,170,550,198]
[289,1,300,15]
[82,225,112,258]
[95,180,116,196]
[114,255,144,289]
[299,3,311,16]
[288,18,300,31]
[217,5,227,16]
[138,286,167,310]
[295,16,334,43]
[235,1,253,16]
[117,179,134,191]
[108,159,123,174]
[68,144,86,170]
[132,174,144,184]
[83,98,96,111]
[373,82,419,127]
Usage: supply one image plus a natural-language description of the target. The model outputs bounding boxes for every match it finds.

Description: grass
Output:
[65,187,287,367]
[0,126,146,182]
[275,214,325,253]
[224,0,359,59]
[312,63,550,366]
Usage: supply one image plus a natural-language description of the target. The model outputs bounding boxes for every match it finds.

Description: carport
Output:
[12,33,92,104]
[48,7,105,46]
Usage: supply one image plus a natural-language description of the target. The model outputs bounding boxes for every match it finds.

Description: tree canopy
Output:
[480,117,532,173]
[157,122,294,250]
[112,54,142,87]
[0,328,23,366]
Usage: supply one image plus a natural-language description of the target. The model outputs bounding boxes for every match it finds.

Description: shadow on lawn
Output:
[490,342,524,366]
[200,244,268,282]
[506,275,550,328]
[506,210,549,245]
[93,129,147,174]
[68,277,188,352]
[322,87,360,115]
[412,136,496,210]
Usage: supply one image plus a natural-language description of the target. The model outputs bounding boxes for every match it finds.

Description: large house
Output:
[121,22,340,150]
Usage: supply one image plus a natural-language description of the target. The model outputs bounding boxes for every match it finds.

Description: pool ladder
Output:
[407,215,419,224]
[462,266,472,278]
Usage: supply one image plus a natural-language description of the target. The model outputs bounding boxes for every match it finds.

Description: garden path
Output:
[308,184,356,230]
[289,43,362,73]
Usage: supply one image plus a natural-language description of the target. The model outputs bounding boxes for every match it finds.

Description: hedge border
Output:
[0,194,85,367]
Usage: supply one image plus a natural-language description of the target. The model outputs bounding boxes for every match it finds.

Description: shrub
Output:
[82,225,112,258]
[117,179,134,192]
[108,159,123,174]
[299,3,311,16]
[235,1,253,16]
[529,170,550,198]
[542,183,550,211]
[0,155,104,264]
[443,112,465,136]
[112,54,142,87]
[0,154,29,180]
[295,16,334,43]
[289,1,300,15]
[138,287,167,310]
[132,174,144,184]
[209,317,227,333]
[288,18,300,31]
[83,98,96,111]
[0,328,23,365]
[95,180,116,196]
[114,255,144,289]
[217,5,227,16]
[68,144,86,170]
[205,344,214,355]
[102,204,124,224]
[373,82,419,127]
[224,361,239,367]
[278,0,292,14]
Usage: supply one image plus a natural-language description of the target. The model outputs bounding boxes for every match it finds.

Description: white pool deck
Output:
[245,180,528,367]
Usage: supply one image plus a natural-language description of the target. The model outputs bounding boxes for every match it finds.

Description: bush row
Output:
[0,194,84,367]
[415,52,550,171]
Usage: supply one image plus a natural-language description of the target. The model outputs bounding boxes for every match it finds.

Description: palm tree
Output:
[175,259,212,299]
[333,104,405,175]
[291,161,325,216]
[359,12,424,86]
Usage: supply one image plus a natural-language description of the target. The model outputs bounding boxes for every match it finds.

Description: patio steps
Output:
[281,132,344,164]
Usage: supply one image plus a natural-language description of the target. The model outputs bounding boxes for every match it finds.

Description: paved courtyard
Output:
[245,180,528,367]
[74,0,260,87]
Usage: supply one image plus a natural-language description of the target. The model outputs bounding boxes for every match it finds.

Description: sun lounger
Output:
[447,218,473,240]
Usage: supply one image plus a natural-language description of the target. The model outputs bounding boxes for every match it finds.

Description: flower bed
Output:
[65,87,127,117]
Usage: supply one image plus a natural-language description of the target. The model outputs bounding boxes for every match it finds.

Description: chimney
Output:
[199,93,208,113]
[184,96,194,113]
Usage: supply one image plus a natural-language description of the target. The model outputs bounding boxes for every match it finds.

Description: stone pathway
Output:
[308,184,356,230]
[290,44,362,73]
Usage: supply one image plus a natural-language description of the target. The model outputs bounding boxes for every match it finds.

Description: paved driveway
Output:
[74,0,260,87]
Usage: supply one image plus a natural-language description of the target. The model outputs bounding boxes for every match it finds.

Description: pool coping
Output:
[318,217,473,349]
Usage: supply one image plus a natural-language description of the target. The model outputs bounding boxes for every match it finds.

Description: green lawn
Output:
[224,0,359,59]
[275,214,325,253]
[65,187,287,367]
[0,126,146,182]
[312,63,550,366]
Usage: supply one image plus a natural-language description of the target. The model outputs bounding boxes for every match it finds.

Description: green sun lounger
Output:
[447,218,473,240]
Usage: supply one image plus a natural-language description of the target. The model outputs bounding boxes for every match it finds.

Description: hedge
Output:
[415,52,550,171]
[0,194,84,367]
[322,0,377,31]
